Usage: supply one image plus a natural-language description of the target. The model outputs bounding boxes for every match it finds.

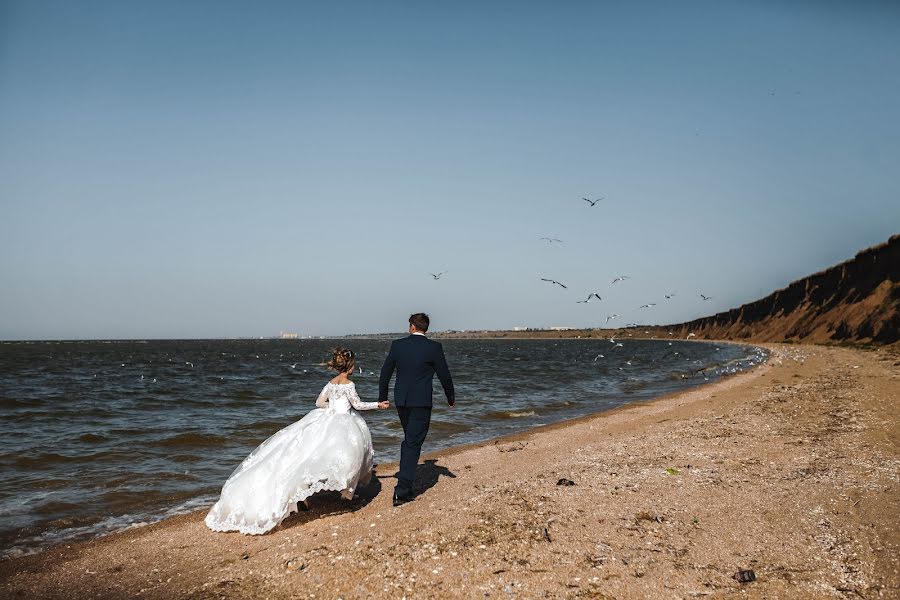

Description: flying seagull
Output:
[700,293,712,301]
[665,293,676,299]
[605,314,621,324]
[577,293,602,304]
[638,303,656,309]
[539,237,563,244]
[430,271,448,280]
[541,278,568,289]
[611,276,631,285]
[582,197,605,207]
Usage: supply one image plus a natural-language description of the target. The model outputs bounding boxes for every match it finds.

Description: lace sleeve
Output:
[348,383,379,411]
[315,384,330,408]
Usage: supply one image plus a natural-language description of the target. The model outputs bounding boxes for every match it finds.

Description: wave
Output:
[484,409,539,420]
[0,397,41,409]
[7,451,140,470]
[427,420,472,435]
[153,432,229,449]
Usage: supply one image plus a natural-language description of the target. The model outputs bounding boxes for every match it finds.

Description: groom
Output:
[379,313,455,506]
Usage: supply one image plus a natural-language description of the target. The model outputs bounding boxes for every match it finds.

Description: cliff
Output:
[668,234,899,344]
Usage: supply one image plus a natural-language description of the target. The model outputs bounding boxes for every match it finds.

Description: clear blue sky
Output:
[2,1,898,339]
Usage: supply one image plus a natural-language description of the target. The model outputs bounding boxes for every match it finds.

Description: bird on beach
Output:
[541,278,568,289]
[638,303,656,309]
[582,197,605,207]
[686,333,696,339]
[611,276,631,285]
[606,314,621,324]
[700,294,712,301]
[430,271,448,280]
[539,237,563,244]
[577,293,602,304]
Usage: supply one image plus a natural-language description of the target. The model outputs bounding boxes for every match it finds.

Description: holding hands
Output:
[378,401,390,410]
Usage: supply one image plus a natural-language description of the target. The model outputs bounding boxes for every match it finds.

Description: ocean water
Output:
[0,337,765,558]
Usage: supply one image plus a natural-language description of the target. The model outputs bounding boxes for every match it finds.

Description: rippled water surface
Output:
[0,337,765,557]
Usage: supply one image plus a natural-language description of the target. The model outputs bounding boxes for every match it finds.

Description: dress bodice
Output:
[316,382,379,414]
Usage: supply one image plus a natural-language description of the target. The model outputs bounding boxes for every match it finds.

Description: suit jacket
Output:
[379,334,455,407]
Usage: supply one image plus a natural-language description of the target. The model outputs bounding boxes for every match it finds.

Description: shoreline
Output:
[414,340,766,463]
[1,343,897,598]
[1,340,764,561]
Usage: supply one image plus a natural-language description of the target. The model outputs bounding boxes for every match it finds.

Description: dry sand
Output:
[1,343,897,599]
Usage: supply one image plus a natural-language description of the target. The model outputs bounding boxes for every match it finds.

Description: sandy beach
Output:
[1,342,897,599]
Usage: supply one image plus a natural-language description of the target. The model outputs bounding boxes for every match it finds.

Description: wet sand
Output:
[1,343,897,599]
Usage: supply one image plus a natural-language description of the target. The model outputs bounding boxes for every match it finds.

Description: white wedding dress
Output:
[205,382,379,535]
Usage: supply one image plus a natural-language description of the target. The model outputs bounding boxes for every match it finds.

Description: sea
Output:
[0,337,766,559]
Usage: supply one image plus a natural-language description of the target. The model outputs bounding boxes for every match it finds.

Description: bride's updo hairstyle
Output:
[326,347,355,374]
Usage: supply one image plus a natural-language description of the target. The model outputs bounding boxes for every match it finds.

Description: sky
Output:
[1,1,899,339]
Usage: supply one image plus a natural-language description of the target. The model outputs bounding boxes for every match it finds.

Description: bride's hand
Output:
[378,401,390,409]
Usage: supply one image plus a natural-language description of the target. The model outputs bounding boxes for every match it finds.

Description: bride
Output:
[205,347,389,535]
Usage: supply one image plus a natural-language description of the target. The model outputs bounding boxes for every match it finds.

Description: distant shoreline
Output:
[0,326,691,344]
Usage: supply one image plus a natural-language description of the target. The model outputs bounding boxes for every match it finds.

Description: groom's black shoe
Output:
[392,491,414,507]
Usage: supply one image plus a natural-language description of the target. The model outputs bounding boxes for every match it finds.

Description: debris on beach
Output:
[733,569,756,583]
[556,478,575,486]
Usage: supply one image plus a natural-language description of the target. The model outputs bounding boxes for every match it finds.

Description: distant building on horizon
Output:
[278,331,299,339]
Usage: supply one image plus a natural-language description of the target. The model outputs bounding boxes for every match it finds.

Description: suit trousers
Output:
[395,406,432,496]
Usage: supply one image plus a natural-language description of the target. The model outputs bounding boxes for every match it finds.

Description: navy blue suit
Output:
[379,334,455,497]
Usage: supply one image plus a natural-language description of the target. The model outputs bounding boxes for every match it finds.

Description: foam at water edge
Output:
[1,495,217,560]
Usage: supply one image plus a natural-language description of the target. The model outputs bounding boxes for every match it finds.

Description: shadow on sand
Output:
[394,459,457,497]
[278,459,456,531]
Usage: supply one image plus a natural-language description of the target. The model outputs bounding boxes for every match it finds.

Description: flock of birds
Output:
[420,195,745,380]
[427,195,716,334]
[536,198,716,330]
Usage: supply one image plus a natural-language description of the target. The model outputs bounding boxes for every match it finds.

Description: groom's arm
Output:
[378,342,397,402]
[433,343,455,406]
